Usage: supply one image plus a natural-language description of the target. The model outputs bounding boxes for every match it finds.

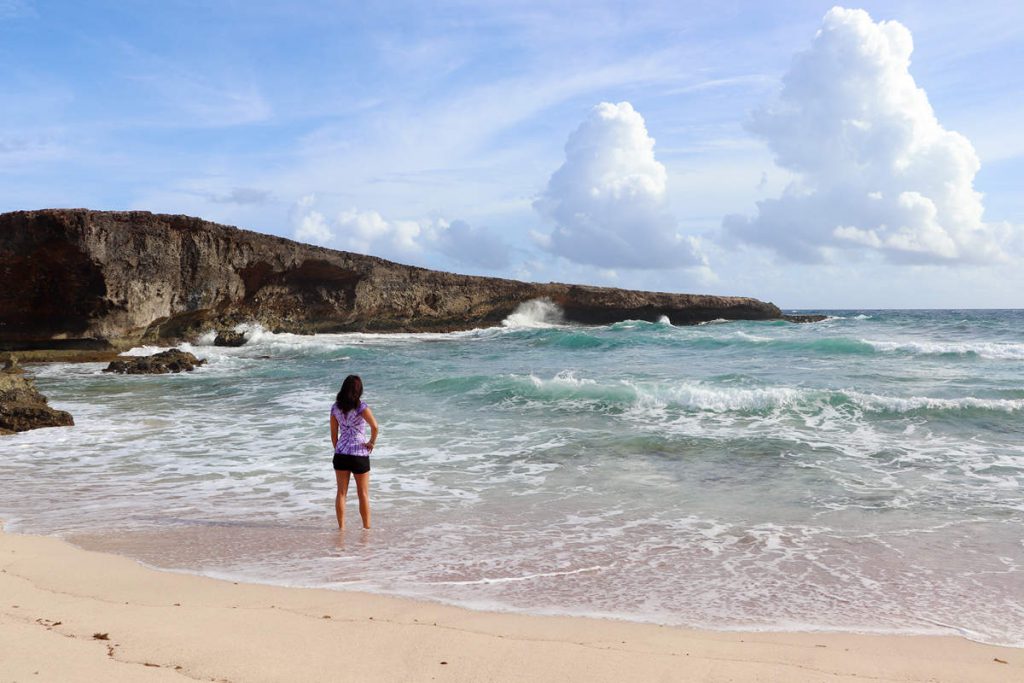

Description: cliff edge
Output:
[1,209,790,352]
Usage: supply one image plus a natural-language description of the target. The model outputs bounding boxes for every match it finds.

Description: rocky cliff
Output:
[0,209,794,351]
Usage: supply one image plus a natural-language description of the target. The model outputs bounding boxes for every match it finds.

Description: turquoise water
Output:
[2,304,1022,645]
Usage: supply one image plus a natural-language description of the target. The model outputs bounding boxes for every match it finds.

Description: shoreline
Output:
[1,526,1017,682]
[10,517,1014,648]
[66,536,1009,648]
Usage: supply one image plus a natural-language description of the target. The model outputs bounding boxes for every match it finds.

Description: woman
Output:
[330,375,378,529]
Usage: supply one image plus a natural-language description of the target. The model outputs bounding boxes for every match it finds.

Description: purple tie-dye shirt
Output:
[331,401,370,456]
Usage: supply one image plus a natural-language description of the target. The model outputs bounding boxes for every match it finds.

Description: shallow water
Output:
[2,306,1022,645]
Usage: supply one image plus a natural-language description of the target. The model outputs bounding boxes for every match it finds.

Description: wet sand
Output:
[0,526,1018,682]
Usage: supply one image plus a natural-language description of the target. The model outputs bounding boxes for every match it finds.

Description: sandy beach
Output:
[0,526,1017,682]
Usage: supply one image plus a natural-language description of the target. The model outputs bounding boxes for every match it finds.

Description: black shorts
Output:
[333,453,371,474]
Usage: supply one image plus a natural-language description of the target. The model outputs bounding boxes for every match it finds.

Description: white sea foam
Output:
[864,339,1024,360]
[734,331,774,342]
[195,329,217,345]
[502,298,565,328]
[645,382,803,412]
[844,391,1024,413]
[513,373,803,413]
[416,565,606,586]
[235,321,269,342]
[510,372,1024,416]
[118,342,205,357]
[193,323,497,354]
[528,370,595,388]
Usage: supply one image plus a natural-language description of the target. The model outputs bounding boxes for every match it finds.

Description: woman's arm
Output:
[330,413,339,451]
[362,407,379,452]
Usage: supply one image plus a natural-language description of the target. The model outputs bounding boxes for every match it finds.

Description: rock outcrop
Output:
[213,330,246,347]
[103,349,205,374]
[1,209,795,352]
[0,358,74,434]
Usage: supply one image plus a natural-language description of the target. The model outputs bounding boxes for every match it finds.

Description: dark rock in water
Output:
[782,314,828,323]
[0,360,74,434]
[1,209,796,353]
[103,349,205,374]
[213,330,246,347]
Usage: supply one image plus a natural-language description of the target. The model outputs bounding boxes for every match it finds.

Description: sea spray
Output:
[502,298,565,328]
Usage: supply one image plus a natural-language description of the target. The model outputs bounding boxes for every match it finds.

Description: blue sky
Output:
[2,1,1022,308]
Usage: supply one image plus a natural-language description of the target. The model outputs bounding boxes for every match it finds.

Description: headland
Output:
[0,208,820,358]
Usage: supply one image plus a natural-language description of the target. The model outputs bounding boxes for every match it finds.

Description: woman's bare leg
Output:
[335,470,351,529]
[354,472,370,529]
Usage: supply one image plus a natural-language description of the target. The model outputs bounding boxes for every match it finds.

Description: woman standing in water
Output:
[330,375,378,529]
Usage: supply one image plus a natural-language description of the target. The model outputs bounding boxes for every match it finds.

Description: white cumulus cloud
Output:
[534,101,705,269]
[290,197,509,269]
[292,195,332,246]
[724,6,1016,264]
[434,219,511,269]
[337,208,424,259]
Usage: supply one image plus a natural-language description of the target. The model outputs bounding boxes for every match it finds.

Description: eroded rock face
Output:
[103,349,206,374]
[0,360,74,434]
[1,209,787,351]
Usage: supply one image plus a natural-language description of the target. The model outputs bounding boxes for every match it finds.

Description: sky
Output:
[2,0,1022,308]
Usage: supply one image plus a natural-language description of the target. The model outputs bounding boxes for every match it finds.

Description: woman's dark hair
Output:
[336,375,363,413]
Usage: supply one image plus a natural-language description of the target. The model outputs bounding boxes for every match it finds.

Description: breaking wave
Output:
[502,299,564,328]
[863,339,1024,360]
[426,371,1024,416]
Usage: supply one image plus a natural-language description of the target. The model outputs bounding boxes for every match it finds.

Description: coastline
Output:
[1,526,1016,682]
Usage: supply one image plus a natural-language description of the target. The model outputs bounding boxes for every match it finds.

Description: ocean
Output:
[2,303,1022,646]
